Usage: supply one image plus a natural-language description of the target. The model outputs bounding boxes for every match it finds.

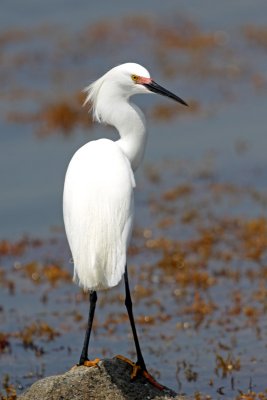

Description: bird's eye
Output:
[131,74,138,82]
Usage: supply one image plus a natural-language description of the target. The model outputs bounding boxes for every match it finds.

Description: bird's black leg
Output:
[79,290,97,365]
[117,266,164,390]
[124,265,147,371]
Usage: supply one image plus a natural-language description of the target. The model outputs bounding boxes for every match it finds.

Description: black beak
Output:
[143,80,188,107]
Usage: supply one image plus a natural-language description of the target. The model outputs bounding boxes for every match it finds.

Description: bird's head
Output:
[84,62,187,122]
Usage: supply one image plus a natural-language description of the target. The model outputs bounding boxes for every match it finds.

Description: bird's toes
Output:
[130,363,142,380]
[115,354,136,367]
[83,358,101,367]
[115,355,141,380]
[78,357,100,367]
[142,370,165,391]
[115,355,164,390]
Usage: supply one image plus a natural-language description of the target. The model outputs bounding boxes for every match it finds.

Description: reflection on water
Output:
[0,1,267,398]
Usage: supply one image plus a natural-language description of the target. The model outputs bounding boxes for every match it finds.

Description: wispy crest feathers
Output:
[83,74,106,122]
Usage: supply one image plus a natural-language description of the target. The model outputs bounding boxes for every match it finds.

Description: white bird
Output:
[63,62,187,388]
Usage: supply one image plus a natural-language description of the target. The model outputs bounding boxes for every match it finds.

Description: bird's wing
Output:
[63,138,135,291]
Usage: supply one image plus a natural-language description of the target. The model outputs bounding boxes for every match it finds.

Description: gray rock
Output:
[18,357,187,400]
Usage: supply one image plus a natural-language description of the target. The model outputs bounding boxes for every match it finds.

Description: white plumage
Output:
[63,62,187,292]
[63,138,135,290]
[63,62,187,379]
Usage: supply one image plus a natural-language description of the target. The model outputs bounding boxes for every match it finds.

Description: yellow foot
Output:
[115,355,164,391]
[81,358,101,367]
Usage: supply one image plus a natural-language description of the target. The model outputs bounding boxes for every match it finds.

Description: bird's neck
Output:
[100,99,147,171]
[117,102,147,171]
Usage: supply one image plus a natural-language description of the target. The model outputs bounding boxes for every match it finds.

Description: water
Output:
[0,1,267,398]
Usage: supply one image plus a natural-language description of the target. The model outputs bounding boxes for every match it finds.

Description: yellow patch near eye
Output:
[131,74,138,82]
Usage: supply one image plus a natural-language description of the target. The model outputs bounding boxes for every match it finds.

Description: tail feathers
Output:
[72,212,127,291]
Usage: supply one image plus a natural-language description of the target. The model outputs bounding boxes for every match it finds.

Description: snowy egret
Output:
[63,63,187,387]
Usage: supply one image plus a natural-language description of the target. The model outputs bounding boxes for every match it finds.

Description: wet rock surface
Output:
[18,357,186,400]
